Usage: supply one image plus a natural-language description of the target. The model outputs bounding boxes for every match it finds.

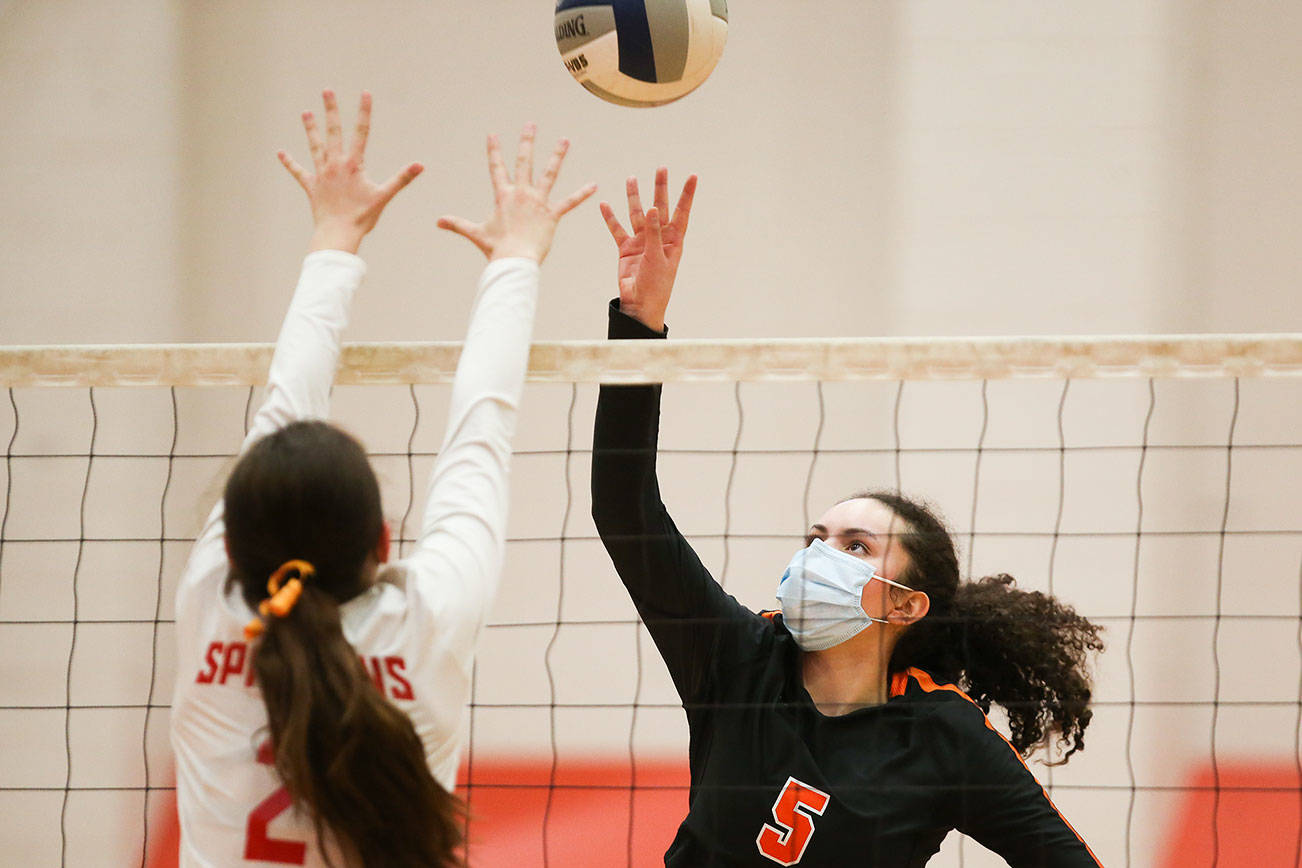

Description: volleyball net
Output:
[2,335,1300,868]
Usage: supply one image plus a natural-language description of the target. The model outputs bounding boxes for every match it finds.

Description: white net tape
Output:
[2,334,1300,388]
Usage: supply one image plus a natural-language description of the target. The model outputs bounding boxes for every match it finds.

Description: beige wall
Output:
[5,1,1296,348]
[1,1,183,343]
[1,2,1299,866]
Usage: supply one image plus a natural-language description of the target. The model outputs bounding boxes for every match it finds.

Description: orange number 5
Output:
[244,741,306,864]
[755,776,831,866]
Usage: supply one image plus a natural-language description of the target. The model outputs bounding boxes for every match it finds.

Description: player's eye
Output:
[846,540,868,553]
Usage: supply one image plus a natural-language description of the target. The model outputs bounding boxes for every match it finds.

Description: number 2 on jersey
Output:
[755,776,831,865]
[245,740,306,864]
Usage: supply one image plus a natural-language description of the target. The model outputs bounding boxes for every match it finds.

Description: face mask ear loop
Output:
[874,574,915,593]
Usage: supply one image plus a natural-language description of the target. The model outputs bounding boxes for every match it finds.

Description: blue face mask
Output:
[776,538,915,652]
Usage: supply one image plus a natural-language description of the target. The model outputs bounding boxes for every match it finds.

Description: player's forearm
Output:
[242,250,364,451]
[591,297,675,587]
[591,382,700,614]
[593,374,743,708]
[590,305,705,616]
[592,302,754,703]
[415,258,539,582]
[592,380,663,532]
[438,258,540,442]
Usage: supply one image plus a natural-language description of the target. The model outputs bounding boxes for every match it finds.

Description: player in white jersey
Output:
[169,90,595,867]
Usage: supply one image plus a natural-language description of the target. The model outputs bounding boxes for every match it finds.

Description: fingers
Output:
[670,174,699,235]
[349,90,372,165]
[599,201,630,246]
[322,89,343,155]
[653,167,670,222]
[644,206,663,251]
[436,216,477,235]
[626,176,645,234]
[554,182,598,218]
[436,215,492,256]
[375,162,425,207]
[277,150,312,193]
[514,123,536,185]
[487,134,509,197]
[538,138,569,197]
[302,110,325,169]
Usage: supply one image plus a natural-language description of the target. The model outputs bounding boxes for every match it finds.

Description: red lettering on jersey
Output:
[385,656,413,701]
[245,739,305,864]
[218,642,246,685]
[195,642,222,683]
[756,776,831,866]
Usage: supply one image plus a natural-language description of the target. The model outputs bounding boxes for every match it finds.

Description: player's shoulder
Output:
[755,609,803,644]
[715,608,790,669]
[889,667,1019,763]
[889,668,989,724]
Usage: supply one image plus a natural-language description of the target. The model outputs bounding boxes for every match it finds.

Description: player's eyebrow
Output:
[805,524,880,542]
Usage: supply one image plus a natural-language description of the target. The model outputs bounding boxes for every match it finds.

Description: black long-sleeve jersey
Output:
[591,301,1103,867]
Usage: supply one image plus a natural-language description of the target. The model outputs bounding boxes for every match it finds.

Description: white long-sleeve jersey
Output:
[170,250,540,867]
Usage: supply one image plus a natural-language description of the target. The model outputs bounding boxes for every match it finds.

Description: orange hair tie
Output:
[243,559,315,640]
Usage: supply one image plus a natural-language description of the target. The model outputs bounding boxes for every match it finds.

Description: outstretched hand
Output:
[438,124,596,264]
[278,89,424,254]
[599,168,697,333]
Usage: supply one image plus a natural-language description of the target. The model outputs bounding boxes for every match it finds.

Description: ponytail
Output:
[225,421,464,866]
[892,573,1103,760]
[253,583,464,866]
[851,491,1104,760]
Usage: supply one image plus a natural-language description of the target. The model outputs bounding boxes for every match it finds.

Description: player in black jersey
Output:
[590,169,1105,867]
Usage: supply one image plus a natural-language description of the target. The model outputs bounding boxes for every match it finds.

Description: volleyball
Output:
[554,0,728,107]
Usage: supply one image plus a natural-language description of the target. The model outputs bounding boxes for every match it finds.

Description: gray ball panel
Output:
[646,0,690,82]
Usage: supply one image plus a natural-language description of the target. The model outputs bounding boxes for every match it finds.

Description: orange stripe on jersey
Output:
[759,609,780,621]
[900,667,1103,867]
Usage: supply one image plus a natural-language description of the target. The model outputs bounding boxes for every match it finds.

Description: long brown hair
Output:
[225,420,464,866]
[851,490,1104,761]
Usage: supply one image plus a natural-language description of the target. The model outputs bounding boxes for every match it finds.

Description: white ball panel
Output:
[559,30,621,85]
[555,0,728,106]
[681,12,727,85]
[585,67,701,106]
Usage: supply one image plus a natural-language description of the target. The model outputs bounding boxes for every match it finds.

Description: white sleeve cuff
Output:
[480,256,541,282]
[302,248,368,277]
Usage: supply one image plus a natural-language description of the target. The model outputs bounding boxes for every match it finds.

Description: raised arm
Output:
[591,171,763,704]
[178,90,420,609]
[406,126,595,636]
[245,89,423,447]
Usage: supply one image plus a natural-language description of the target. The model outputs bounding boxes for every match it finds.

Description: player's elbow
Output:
[590,490,618,538]
[589,460,620,534]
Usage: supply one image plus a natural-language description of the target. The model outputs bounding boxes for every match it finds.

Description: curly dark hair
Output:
[851,490,1104,761]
